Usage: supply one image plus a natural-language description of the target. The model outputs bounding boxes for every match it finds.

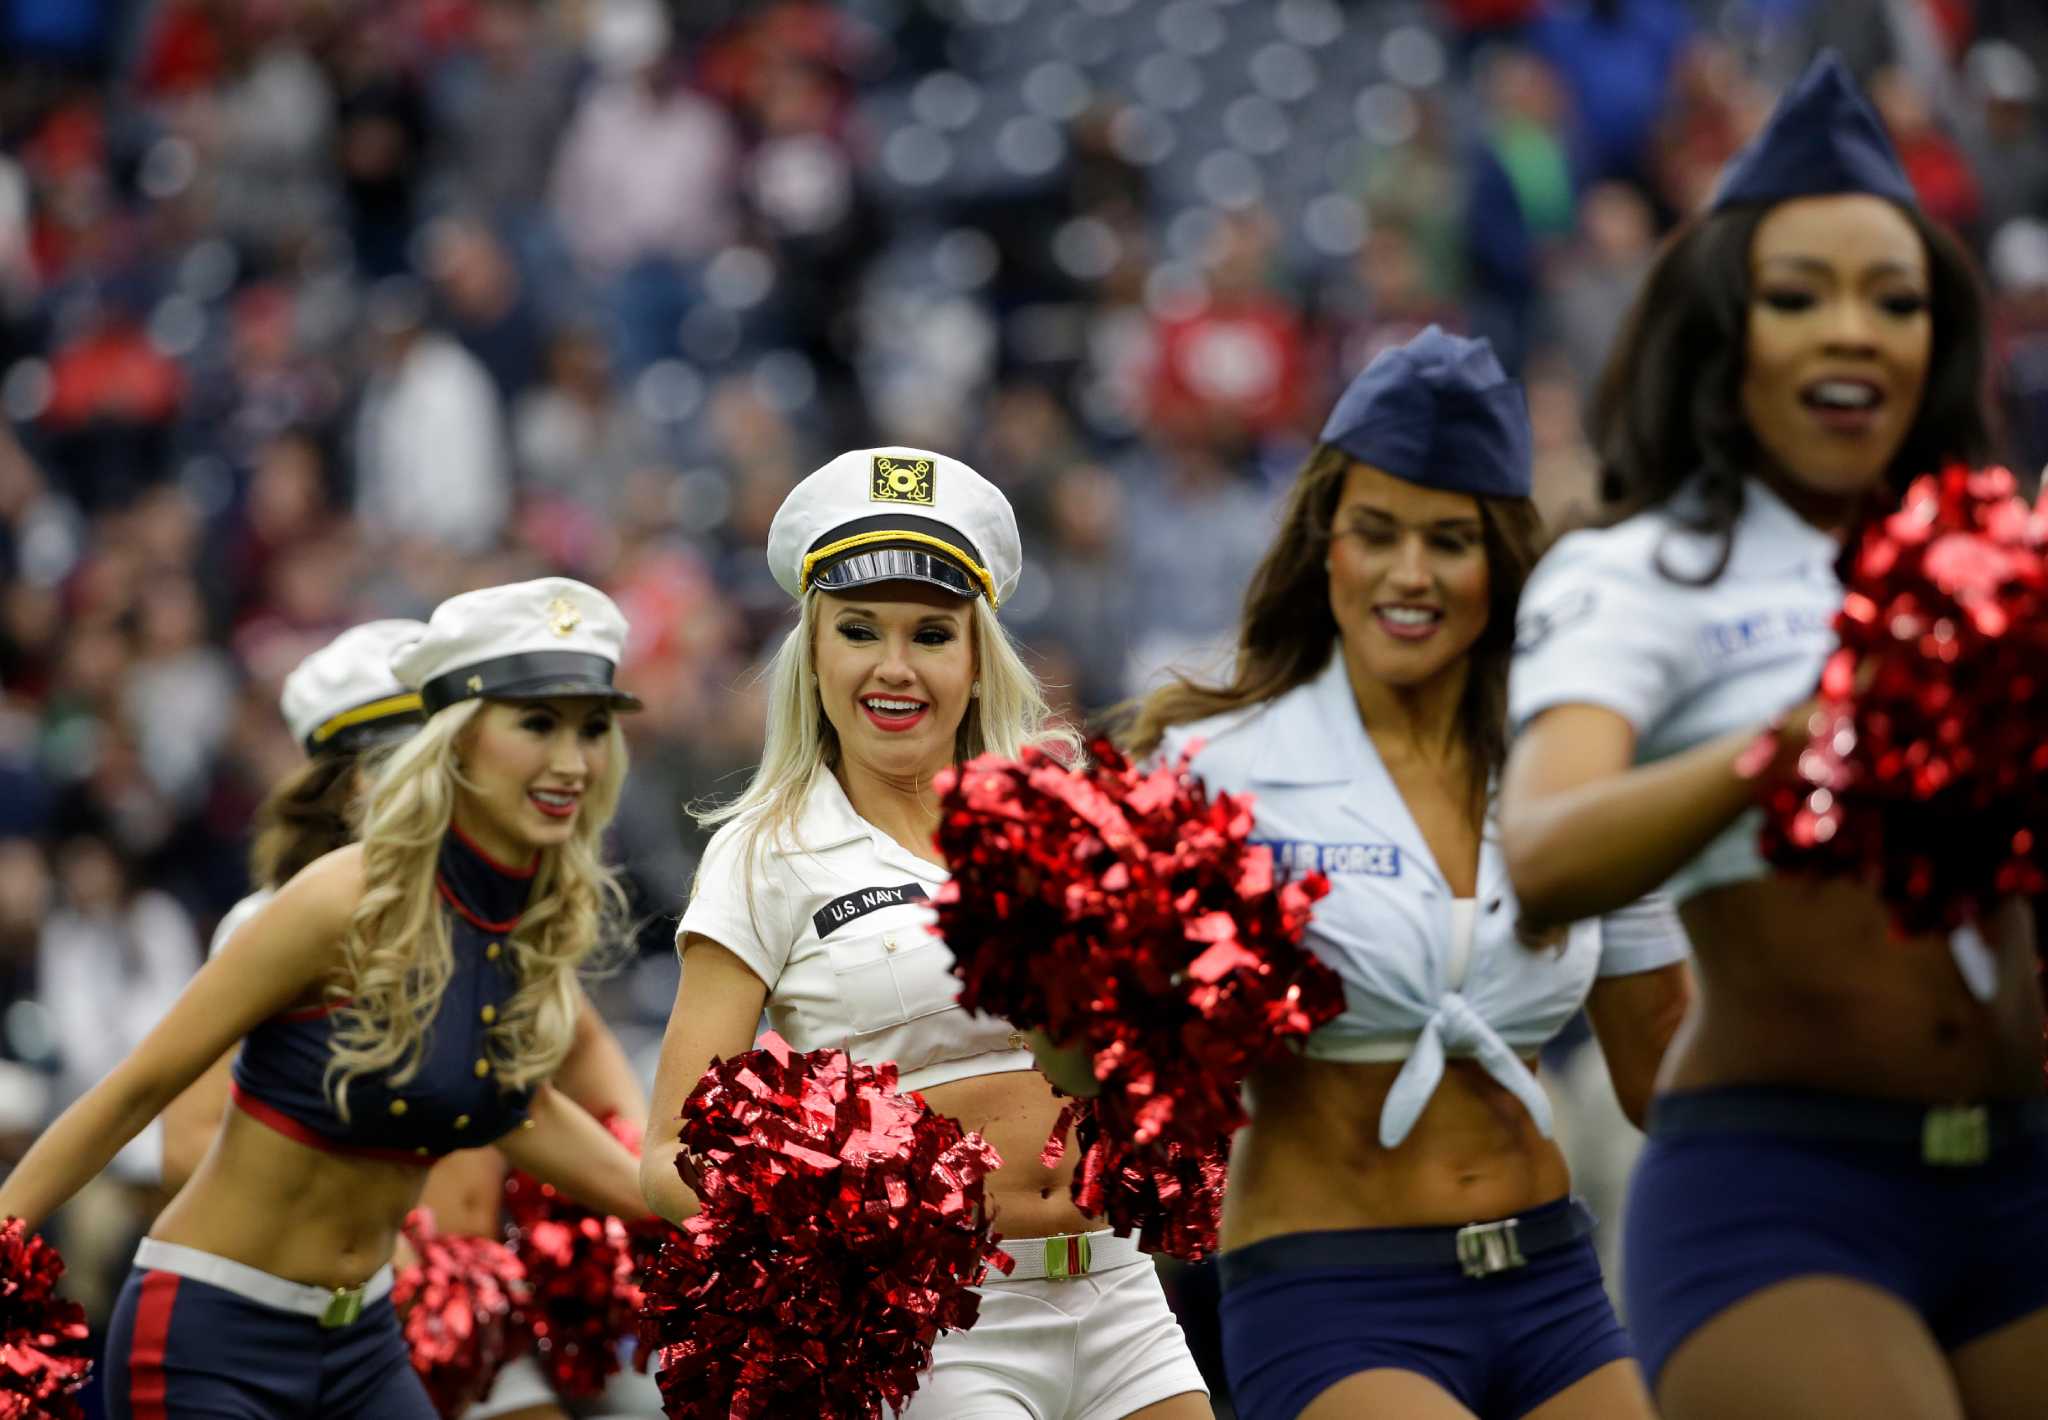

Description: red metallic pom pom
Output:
[502,1112,654,1399]
[636,1033,1009,1420]
[391,1208,528,1418]
[932,740,1341,1257]
[0,1219,92,1420]
[1756,466,2048,936]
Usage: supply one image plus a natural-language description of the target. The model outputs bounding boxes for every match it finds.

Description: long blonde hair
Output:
[695,592,1080,869]
[324,699,629,1120]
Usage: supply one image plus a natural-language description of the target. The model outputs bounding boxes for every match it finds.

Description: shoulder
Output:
[278,843,369,930]
[1530,506,1685,588]
[1158,698,1281,774]
[209,889,279,959]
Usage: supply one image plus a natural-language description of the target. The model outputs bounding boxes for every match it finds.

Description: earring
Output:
[970,682,981,698]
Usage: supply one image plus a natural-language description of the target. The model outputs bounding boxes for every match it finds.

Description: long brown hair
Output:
[249,752,362,889]
[1120,443,1542,810]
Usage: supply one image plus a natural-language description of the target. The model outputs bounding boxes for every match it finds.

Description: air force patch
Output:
[1259,839,1401,877]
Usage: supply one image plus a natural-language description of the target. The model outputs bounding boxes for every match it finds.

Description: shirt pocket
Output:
[823,923,962,1035]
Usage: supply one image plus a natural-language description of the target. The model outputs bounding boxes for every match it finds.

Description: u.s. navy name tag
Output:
[813,882,930,938]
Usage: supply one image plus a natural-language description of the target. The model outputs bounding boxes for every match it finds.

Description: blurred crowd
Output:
[3,0,2048,1351]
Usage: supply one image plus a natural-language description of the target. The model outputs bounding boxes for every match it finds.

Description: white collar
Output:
[1660,473,1846,580]
[783,768,948,880]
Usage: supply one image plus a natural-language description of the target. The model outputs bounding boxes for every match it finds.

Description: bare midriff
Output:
[919,1068,1092,1241]
[1221,1054,1570,1253]
[1669,876,2043,1102]
[148,1103,435,1290]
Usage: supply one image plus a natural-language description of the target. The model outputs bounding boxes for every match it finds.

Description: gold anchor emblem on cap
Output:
[546,596,581,638]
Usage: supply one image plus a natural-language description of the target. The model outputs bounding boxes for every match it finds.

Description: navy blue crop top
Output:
[231,825,538,1164]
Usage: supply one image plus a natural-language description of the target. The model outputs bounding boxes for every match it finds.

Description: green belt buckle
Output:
[1922,1105,1990,1167]
[320,1286,365,1329]
[1044,1233,1092,1282]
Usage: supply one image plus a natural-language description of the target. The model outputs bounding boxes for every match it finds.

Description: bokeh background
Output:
[2,0,2046,1414]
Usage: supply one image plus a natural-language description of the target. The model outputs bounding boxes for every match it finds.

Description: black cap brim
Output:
[810,546,978,600]
[422,652,643,715]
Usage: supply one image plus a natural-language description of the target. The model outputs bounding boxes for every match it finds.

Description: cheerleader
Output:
[1112,327,1689,1420]
[156,618,651,1420]
[640,448,1211,1418]
[0,578,649,1419]
[1501,53,2047,1419]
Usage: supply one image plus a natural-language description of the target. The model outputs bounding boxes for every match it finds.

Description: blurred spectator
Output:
[423,214,548,399]
[1992,218,2048,488]
[1869,66,1982,244]
[513,322,661,518]
[1465,46,1579,372]
[1545,180,1657,390]
[330,16,432,279]
[36,832,197,1178]
[1012,462,1132,710]
[1327,221,1464,385]
[351,276,510,554]
[39,284,186,512]
[121,570,235,814]
[0,837,54,1166]
[549,0,738,373]
[1147,210,1310,456]
[1526,0,1694,187]
[429,0,584,225]
[1961,40,2048,238]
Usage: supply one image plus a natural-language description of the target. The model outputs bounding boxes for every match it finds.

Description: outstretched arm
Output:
[0,848,360,1230]
[552,981,648,1127]
[494,1084,652,1220]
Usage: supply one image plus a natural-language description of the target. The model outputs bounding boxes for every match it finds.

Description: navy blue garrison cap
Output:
[1712,50,1917,211]
[1318,326,1530,500]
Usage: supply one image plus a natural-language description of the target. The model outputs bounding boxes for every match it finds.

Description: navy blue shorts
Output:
[1218,1199,1636,1420]
[104,1265,436,1420]
[1624,1088,2048,1390]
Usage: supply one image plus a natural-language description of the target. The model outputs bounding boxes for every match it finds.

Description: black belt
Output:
[1648,1087,2048,1167]
[1217,1198,1596,1288]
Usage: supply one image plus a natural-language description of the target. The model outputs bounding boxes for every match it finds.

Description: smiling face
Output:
[453,696,615,863]
[1328,462,1491,690]
[1741,193,1933,503]
[814,584,976,784]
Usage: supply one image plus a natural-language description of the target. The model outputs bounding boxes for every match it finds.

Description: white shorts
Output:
[905,1231,1209,1419]
[463,1355,556,1420]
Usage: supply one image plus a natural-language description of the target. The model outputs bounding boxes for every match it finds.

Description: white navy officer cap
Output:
[766,446,1022,609]
[281,620,430,756]
[391,577,644,716]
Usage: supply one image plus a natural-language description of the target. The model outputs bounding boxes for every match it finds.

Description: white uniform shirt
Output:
[1509,475,1842,903]
[679,772,1035,1092]
[1167,651,1689,1148]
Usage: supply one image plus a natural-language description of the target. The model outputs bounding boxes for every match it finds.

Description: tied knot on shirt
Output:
[1379,991,1556,1150]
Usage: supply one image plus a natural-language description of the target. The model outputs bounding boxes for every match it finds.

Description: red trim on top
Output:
[277,995,351,1023]
[436,877,521,934]
[230,1082,434,1168]
[448,820,539,878]
[128,1270,179,1420]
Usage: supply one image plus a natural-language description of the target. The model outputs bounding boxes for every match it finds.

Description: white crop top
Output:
[1509,476,1843,904]
[678,772,1035,1092]
[1166,650,1691,1148]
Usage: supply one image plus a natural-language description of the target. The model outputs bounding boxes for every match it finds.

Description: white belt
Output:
[987,1229,1145,1283]
[135,1238,394,1328]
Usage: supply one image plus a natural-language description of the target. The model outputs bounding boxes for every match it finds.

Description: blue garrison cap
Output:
[1712,50,1917,211]
[1318,326,1530,500]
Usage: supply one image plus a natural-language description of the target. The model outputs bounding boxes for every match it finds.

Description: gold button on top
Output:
[415,1146,431,1157]
[474,1058,491,1078]
[388,1099,408,1116]
[485,943,502,960]
[884,935,899,953]
[521,1118,536,1130]
[454,1115,470,1130]
[1007,1031,1025,1050]
[480,1004,496,1024]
